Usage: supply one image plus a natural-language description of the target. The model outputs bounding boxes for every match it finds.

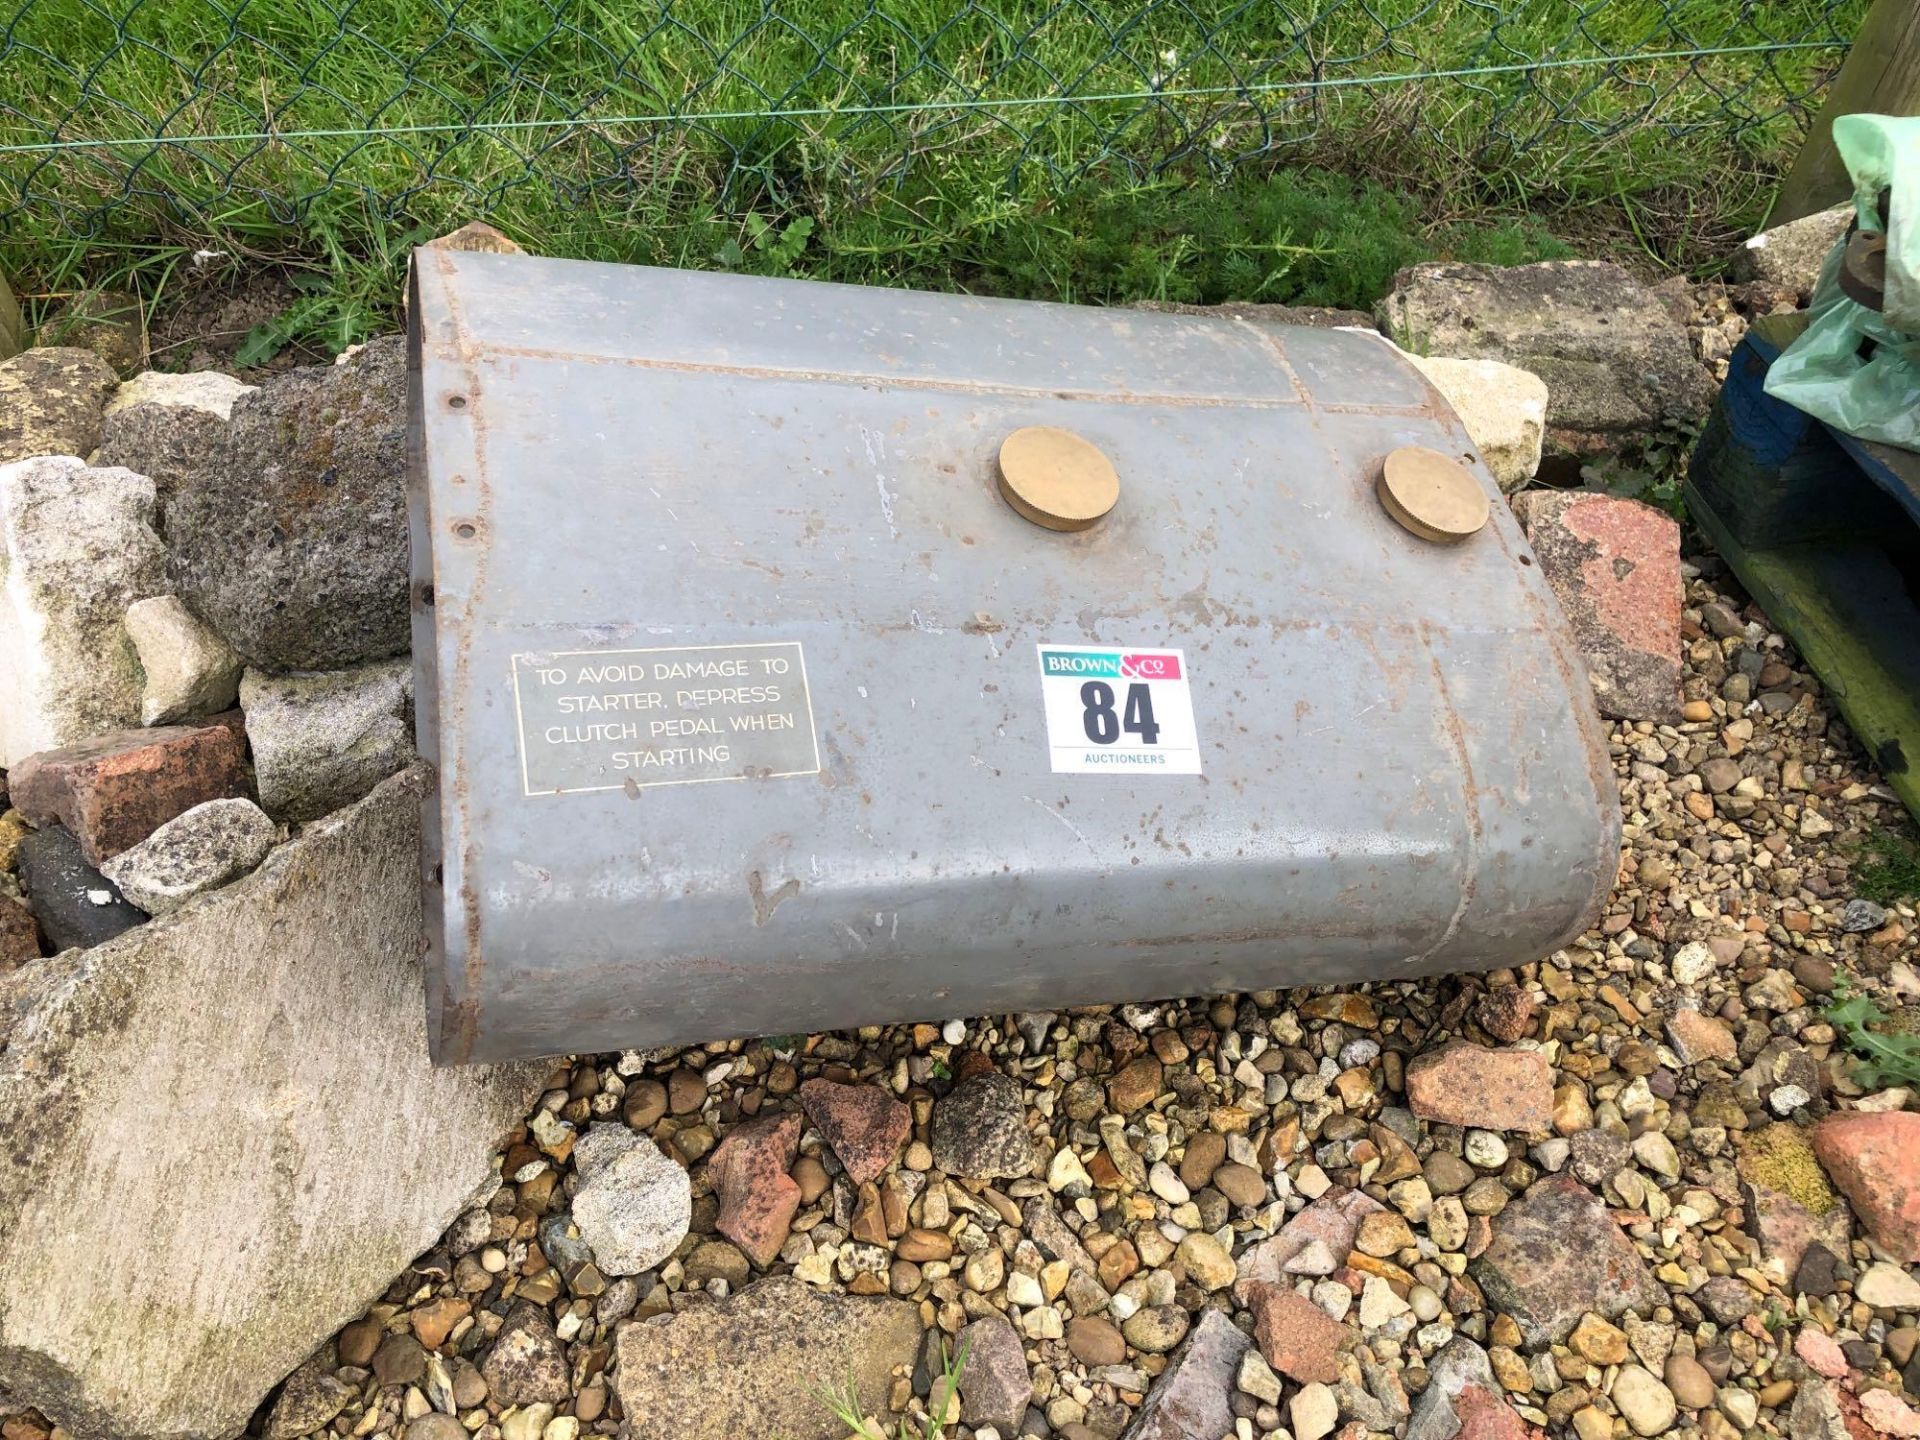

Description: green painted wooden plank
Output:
[0,274,21,360]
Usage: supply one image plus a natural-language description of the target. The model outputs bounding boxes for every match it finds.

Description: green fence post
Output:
[0,275,22,359]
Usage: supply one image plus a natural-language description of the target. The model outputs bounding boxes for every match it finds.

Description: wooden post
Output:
[0,275,20,360]
[1775,0,1920,224]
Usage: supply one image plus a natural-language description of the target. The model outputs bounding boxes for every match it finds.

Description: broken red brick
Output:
[1245,1281,1352,1384]
[1813,1111,1920,1262]
[1512,490,1681,724]
[1406,1040,1554,1132]
[798,1079,910,1187]
[8,723,249,866]
[709,1112,802,1269]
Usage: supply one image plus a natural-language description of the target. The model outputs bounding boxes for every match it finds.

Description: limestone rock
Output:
[167,337,409,670]
[10,722,250,866]
[95,384,242,525]
[1732,204,1852,299]
[1470,1174,1663,1346]
[1119,1308,1252,1440]
[1612,1365,1678,1437]
[1291,1382,1339,1440]
[14,823,145,952]
[0,767,545,1440]
[613,1275,921,1440]
[1377,261,1713,454]
[568,1124,691,1276]
[124,595,243,724]
[1404,352,1548,492]
[104,370,254,419]
[0,456,164,766]
[241,661,414,822]
[98,797,275,915]
[0,348,118,464]
[39,291,146,377]
[1856,1261,1920,1310]
[1512,491,1682,724]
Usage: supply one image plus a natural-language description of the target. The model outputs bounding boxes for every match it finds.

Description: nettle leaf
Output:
[233,317,293,368]
[1828,986,1920,1088]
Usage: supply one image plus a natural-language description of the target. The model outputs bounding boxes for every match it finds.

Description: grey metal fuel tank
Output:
[407,251,1619,1065]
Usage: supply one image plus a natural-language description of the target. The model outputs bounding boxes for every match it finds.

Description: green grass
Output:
[1852,824,1920,907]
[816,1335,969,1440]
[0,0,1867,355]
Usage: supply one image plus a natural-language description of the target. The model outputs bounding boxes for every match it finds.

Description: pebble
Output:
[1464,1130,1509,1169]
[1120,1304,1190,1355]
[1613,1365,1678,1437]
[1174,1232,1235,1291]
[1670,940,1717,984]
[1290,1382,1339,1440]
[1147,1161,1189,1204]
[1858,1263,1920,1310]
[1665,1353,1716,1409]
[177,562,1920,1440]
[1066,1317,1126,1367]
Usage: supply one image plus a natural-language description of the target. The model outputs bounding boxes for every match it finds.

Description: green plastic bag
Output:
[1763,114,1920,449]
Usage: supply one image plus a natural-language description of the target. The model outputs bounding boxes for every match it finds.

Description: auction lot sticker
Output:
[1036,644,1201,775]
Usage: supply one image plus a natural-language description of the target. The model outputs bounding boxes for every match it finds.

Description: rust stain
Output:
[747,871,802,926]
[421,246,501,1065]
[461,338,1448,416]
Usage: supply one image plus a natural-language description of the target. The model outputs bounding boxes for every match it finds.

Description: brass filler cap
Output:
[998,426,1120,531]
[1377,445,1490,543]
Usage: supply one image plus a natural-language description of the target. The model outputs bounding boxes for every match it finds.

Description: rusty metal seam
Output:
[424,246,497,1065]
[1236,316,1427,604]
[455,339,1441,418]
[1490,509,1624,949]
[1411,623,1484,967]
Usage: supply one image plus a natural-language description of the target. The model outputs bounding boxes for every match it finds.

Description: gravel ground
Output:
[6,556,1915,1440]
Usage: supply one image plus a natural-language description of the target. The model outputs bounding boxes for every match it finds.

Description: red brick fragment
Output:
[708,1112,802,1269]
[798,1079,910,1188]
[1512,490,1681,723]
[1813,1111,1920,1262]
[8,723,249,865]
[1245,1281,1352,1384]
[1405,1040,1553,1132]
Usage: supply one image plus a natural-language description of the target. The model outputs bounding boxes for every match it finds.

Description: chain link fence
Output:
[0,0,1868,245]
